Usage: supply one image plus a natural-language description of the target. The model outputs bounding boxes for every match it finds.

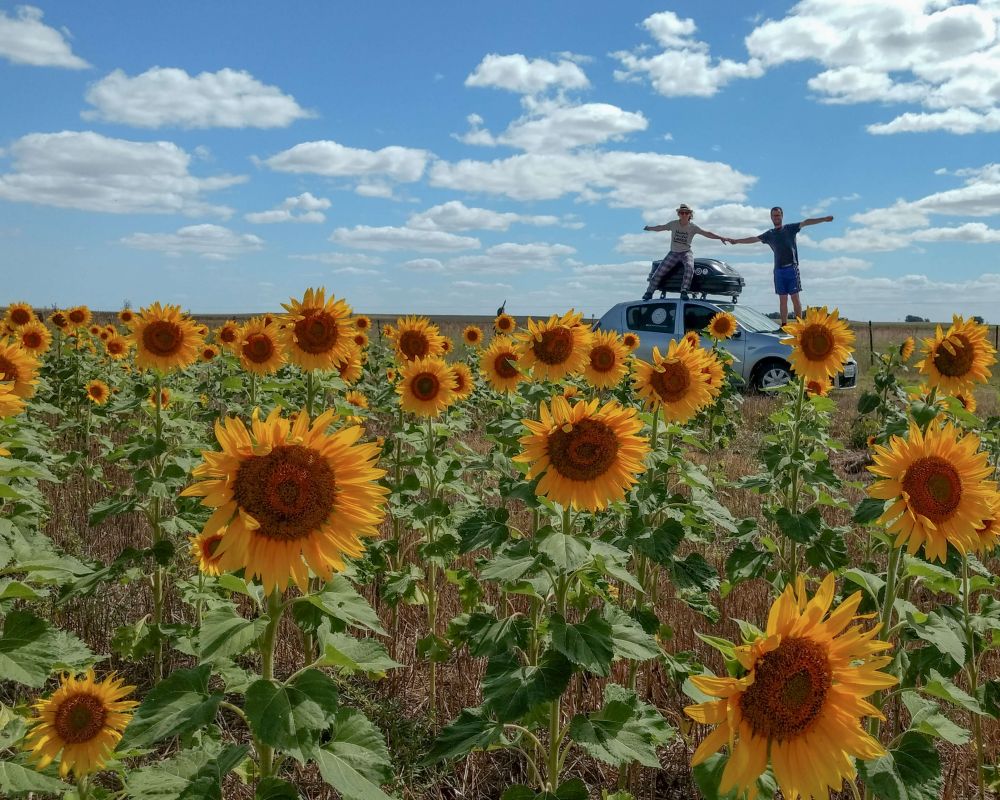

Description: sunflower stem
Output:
[257,588,284,779]
[248,371,257,408]
[305,370,315,417]
[865,543,903,759]
[151,371,165,684]
[425,415,439,725]
[784,377,808,585]
[962,555,986,800]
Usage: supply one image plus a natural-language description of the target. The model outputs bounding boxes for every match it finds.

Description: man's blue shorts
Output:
[773,264,801,295]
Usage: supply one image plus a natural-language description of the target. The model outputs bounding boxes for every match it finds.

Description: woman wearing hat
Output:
[641,204,729,300]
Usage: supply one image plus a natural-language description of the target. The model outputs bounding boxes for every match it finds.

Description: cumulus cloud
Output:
[83,67,314,128]
[407,200,559,232]
[403,258,446,272]
[613,11,764,97]
[121,224,264,259]
[465,53,590,94]
[289,252,383,266]
[0,6,89,68]
[329,226,480,252]
[0,131,244,216]
[245,192,331,224]
[262,140,430,182]
[446,241,576,274]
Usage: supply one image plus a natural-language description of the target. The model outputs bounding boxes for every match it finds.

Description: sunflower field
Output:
[0,293,998,800]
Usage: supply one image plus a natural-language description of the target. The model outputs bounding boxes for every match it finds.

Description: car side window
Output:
[627,302,676,334]
[683,303,717,334]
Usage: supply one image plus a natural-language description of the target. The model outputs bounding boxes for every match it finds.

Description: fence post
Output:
[868,320,874,366]
[995,324,999,351]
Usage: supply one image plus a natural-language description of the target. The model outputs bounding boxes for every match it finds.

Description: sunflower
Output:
[868,421,996,562]
[621,331,640,352]
[50,311,70,331]
[462,325,484,347]
[494,313,516,335]
[0,342,39,399]
[397,357,456,417]
[515,310,592,382]
[451,362,475,401]
[149,388,171,409]
[200,344,219,362]
[916,315,996,394]
[953,392,976,414]
[98,329,111,342]
[632,339,714,423]
[131,303,202,372]
[514,396,649,511]
[782,306,855,385]
[88,324,101,337]
[17,320,52,355]
[352,331,369,350]
[684,573,896,800]
[281,287,354,371]
[239,317,285,375]
[481,336,523,394]
[974,493,1000,555]
[582,330,630,389]
[805,378,831,397]
[66,305,92,329]
[440,336,454,355]
[216,320,241,351]
[386,367,397,383]
[682,330,702,348]
[345,390,369,409]
[707,311,738,340]
[117,308,136,327]
[23,670,138,778]
[899,336,915,362]
[86,380,110,405]
[5,301,35,329]
[353,315,371,332]
[0,382,26,418]
[190,529,226,576]
[181,407,388,593]
[562,384,579,399]
[700,351,726,396]
[393,315,445,362]
[335,347,364,385]
[104,335,130,360]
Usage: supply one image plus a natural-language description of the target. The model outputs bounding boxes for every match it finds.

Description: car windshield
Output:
[713,303,782,333]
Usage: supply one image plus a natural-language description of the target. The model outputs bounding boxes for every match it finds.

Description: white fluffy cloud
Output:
[289,252,383,266]
[465,53,589,94]
[245,192,331,224]
[121,224,264,259]
[329,226,480,252]
[83,68,314,128]
[407,200,559,232]
[0,6,89,68]
[0,131,244,216]
[262,140,430,182]
[613,11,763,97]
[446,242,576,274]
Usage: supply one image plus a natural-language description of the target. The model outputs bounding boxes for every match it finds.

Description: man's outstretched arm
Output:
[643,223,671,232]
[799,215,834,227]
[725,235,762,245]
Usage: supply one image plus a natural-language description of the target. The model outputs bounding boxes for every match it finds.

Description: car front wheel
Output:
[752,361,793,392]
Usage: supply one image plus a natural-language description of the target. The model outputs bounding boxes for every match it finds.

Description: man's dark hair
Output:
[770,206,783,214]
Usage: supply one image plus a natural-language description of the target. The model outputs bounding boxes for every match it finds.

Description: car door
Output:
[681,301,746,376]
[624,301,678,360]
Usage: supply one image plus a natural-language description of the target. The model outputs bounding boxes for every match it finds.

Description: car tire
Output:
[751,360,793,392]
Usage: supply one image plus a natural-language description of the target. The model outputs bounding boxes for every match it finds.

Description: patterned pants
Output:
[646,250,694,294]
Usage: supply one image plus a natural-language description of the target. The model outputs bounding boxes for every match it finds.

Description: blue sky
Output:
[2,1,1000,321]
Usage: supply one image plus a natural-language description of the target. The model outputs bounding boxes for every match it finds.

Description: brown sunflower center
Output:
[22,331,43,349]
[10,308,31,326]
[589,344,617,373]
[933,334,974,378]
[799,325,835,361]
[220,327,238,343]
[412,372,441,401]
[466,331,480,343]
[54,693,107,744]
[453,373,468,393]
[902,455,962,523]
[52,313,68,328]
[397,330,430,360]
[89,385,106,400]
[294,312,340,354]
[142,320,184,357]
[232,445,336,541]
[497,317,513,331]
[650,361,691,403]
[203,533,224,559]
[68,310,87,324]
[533,327,574,366]
[740,637,832,742]
[244,333,274,363]
[0,356,19,382]
[108,340,124,354]
[547,418,620,481]
[493,352,519,379]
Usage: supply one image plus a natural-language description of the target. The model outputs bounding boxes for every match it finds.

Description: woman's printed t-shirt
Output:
[663,220,705,253]
[759,222,802,268]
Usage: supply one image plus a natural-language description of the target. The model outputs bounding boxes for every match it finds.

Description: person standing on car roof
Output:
[641,204,730,301]
[725,207,833,326]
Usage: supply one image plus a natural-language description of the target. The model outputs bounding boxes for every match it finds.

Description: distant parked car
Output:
[595,259,857,391]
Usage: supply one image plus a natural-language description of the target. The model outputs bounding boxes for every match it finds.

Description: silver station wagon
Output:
[595,295,858,392]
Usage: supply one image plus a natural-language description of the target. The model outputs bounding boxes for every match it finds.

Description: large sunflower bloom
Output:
[481,336,523,394]
[462,325,484,348]
[281,287,354,371]
[239,317,285,375]
[397,357,456,417]
[514,396,648,511]
[23,670,138,778]
[17,320,52,356]
[868,421,995,562]
[5,301,35,329]
[782,306,855,385]
[181,407,388,593]
[451,362,475,401]
[707,311,738,340]
[86,380,111,406]
[632,339,714,423]
[393,315,445,362]
[582,330,629,389]
[0,342,40,399]
[515,310,592,382]
[685,574,896,800]
[915,315,996,394]
[131,302,202,372]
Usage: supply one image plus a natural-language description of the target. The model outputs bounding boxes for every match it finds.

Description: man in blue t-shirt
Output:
[727,207,833,325]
